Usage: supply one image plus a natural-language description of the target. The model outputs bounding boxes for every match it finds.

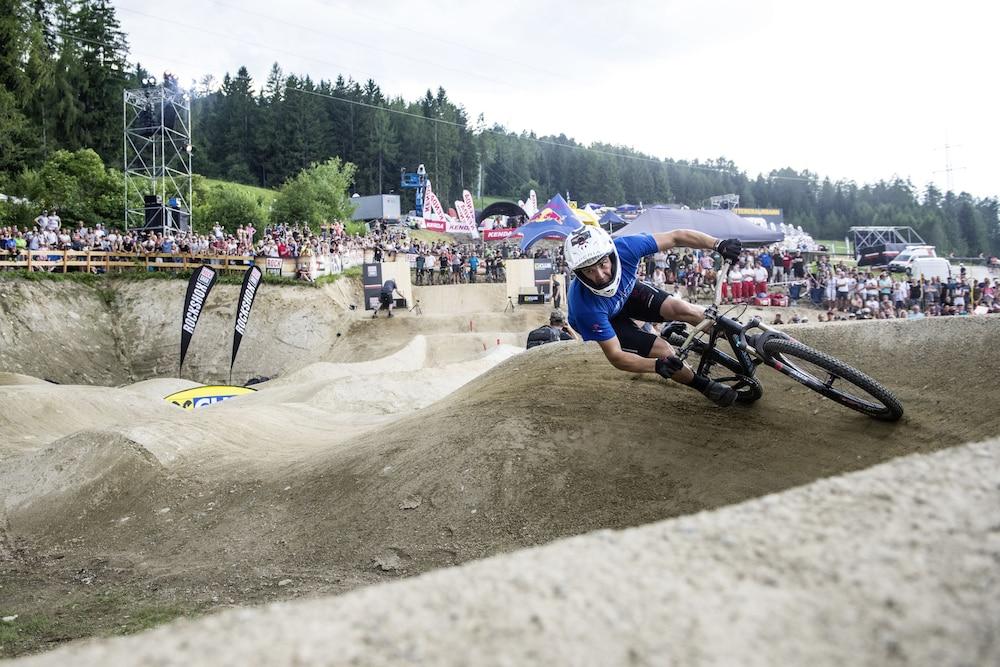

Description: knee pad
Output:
[655,355,685,379]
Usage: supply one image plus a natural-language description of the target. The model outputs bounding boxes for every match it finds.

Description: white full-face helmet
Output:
[564,226,621,297]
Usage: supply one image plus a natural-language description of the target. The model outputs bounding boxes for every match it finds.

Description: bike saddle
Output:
[659,321,687,339]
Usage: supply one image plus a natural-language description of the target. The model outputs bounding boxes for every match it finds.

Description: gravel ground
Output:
[10,438,998,667]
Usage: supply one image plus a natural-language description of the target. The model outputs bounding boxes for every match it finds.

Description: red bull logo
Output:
[534,207,564,223]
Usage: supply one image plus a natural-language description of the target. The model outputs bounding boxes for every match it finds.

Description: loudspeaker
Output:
[144,204,164,229]
[171,208,191,233]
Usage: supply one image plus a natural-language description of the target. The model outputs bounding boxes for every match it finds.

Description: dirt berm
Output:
[11,438,999,666]
[0,274,997,660]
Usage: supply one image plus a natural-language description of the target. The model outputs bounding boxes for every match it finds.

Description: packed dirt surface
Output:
[12,439,999,667]
[1,274,998,660]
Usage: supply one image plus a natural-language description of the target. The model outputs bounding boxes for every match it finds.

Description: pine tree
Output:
[68,0,131,162]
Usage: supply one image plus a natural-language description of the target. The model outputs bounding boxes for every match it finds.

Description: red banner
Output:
[424,220,447,232]
[482,228,518,241]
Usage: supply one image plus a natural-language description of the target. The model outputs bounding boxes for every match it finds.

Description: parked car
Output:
[907,257,951,281]
[888,245,937,272]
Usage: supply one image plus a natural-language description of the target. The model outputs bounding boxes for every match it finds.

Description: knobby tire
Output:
[762,339,903,422]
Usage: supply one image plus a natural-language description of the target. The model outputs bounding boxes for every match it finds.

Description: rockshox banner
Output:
[179,265,218,373]
[231,265,262,378]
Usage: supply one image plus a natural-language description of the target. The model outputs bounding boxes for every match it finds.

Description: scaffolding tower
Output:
[848,226,925,252]
[708,194,740,210]
[123,80,192,234]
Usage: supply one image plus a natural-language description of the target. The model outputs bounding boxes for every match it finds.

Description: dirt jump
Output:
[1,275,998,663]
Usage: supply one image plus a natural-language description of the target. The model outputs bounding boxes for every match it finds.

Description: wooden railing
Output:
[0,249,255,274]
[0,248,370,279]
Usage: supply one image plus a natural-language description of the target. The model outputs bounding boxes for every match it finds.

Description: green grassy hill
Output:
[198,177,279,207]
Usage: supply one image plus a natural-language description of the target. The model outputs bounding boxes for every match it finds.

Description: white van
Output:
[888,245,937,272]
[908,257,951,281]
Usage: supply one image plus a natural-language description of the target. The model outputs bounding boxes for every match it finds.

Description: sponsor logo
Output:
[182,267,214,335]
[535,207,563,222]
[570,229,592,246]
[235,269,261,336]
[164,385,257,410]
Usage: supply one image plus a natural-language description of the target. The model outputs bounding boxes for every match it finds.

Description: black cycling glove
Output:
[715,238,742,262]
[655,356,684,379]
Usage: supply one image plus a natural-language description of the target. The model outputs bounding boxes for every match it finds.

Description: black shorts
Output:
[610,281,671,357]
[379,292,392,307]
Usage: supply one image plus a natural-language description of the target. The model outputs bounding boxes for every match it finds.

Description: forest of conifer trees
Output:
[1,0,997,254]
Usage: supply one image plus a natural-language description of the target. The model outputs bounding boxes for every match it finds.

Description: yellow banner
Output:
[163,385,257,410]
[734,208,782,216]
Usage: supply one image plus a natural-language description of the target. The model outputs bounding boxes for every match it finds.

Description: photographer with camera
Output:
[526,309,576,349]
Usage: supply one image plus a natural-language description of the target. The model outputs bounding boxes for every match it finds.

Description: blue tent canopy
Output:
[598,211,628,232]
[612,207,784,245]
[516,193,583,251]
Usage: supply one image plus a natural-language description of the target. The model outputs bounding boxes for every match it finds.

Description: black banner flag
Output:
[230,265,262,380]
[179,265,218,374]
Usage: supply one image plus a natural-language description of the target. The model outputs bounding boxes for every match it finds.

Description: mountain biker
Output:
[564,225,743,406]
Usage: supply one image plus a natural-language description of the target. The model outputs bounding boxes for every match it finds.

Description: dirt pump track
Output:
[0,276,998,660]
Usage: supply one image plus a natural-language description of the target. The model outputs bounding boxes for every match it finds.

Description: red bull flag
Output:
[515,193,583,251]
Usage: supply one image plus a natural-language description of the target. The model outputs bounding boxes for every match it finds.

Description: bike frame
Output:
[674,261,787,380]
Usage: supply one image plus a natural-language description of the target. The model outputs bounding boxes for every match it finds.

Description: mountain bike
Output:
[662,261,904,421]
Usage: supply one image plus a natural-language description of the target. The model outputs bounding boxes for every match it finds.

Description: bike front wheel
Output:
[762,339,903,421]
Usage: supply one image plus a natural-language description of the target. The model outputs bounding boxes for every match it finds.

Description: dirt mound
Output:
[1,433,167,541]
[3,317,996,590]
[11,438,998,667]
[2,271,998,657]
[0,374,50,386]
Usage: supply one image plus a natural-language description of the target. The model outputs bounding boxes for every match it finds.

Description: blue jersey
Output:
[568,234,658,342]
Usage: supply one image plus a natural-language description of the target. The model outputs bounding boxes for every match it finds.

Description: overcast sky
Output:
[113,0,998,199]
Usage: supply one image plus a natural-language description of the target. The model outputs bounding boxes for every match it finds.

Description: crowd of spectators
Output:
[4,213,999,321]
[801,260,1000,320]
[629,244,1000,321]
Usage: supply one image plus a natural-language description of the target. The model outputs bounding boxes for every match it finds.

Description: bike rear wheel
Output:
[762,339,903,421]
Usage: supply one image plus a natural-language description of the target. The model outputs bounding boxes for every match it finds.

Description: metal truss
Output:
[123,85,192,233]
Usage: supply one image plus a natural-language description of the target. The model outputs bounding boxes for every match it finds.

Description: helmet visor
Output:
[576,252,610,270]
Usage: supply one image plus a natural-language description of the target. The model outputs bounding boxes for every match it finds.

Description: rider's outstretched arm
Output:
[653,230,717,252]
[654,230,742,264]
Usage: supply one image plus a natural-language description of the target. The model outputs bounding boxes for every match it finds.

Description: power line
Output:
[205,0,544,88]
[287,85,743,178]
[109,5,749,179]
[114,4,519,92]
[56,27,813,185]
[252,0,566,81]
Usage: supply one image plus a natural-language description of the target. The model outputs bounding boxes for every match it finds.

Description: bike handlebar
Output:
[715,260,731,307]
